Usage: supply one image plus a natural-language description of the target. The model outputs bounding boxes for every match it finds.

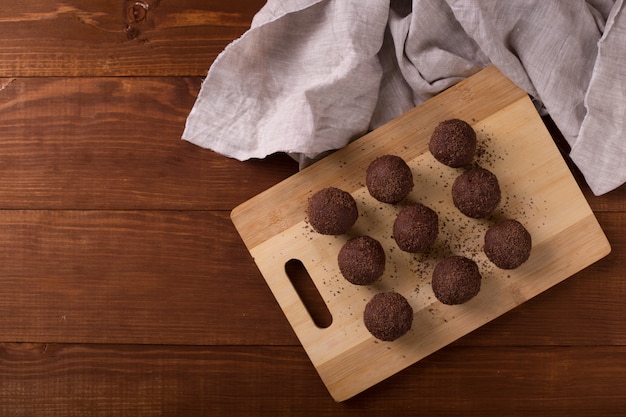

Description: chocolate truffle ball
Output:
[429,119,477,168]
[484,219,532,269]
[363,292,413,341]
[432,256,482,305]
[338,236,386,285]
[366,154,414,204]
[393,203,439,253]
[451,167,501,218]
[307,187,358,235]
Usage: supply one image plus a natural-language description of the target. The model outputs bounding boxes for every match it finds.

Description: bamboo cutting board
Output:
[230,66,611,402]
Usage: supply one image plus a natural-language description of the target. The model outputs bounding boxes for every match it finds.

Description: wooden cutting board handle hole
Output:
[284,259,333,329]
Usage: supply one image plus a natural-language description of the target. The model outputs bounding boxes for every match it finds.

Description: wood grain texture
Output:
[0,0,624,414]
[0,77,298,210]
[0,343,625,417]
[0,210,295,345]
[0,0,265,76]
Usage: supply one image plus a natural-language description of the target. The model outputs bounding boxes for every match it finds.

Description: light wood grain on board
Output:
[230,67,611,401]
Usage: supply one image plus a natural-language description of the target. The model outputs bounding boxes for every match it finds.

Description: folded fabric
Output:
[182,0,625,195]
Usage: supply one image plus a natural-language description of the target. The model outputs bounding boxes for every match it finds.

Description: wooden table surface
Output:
[1,2,624,416]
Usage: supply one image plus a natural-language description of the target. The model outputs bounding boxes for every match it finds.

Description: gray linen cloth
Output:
[182,0,625,196]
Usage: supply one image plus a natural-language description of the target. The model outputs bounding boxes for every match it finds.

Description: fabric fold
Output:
[183,0,625,195]
[183,0,390,161]
[572,0,626,195]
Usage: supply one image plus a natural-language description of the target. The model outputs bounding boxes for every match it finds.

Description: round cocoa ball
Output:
[393,203,439,253]
[451,167,501,218]
[429,119,477,168]
[432,256,482,305]
[363,292,413,341]
[484,219,532,269]
[338,236,386,285]
[366,154,414,204]
[306,187,358,235]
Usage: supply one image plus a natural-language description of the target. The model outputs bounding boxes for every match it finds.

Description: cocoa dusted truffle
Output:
[484,219,532,269]
[366,154,414,204]
[306,187,358,235]
[392,203,439,253]
[363,292,413,341]
[429,119,477,168]
[338,236,386,285]
[451,167,501,218]
[432,256,482,305]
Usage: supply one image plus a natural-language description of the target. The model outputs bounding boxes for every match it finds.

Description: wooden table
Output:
[0,2,624,415]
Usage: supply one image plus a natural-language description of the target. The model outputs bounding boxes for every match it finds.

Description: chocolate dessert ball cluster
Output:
[305,118,532,342]
[429,118,531,270]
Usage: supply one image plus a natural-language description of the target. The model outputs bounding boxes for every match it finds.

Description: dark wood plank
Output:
[0,211,621,346]
[0,0,265,76]
[0,210,295,345]
[585,184,626,212]
[0,343,624,416]
[0,77,298,210]
[1,2,623,414]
